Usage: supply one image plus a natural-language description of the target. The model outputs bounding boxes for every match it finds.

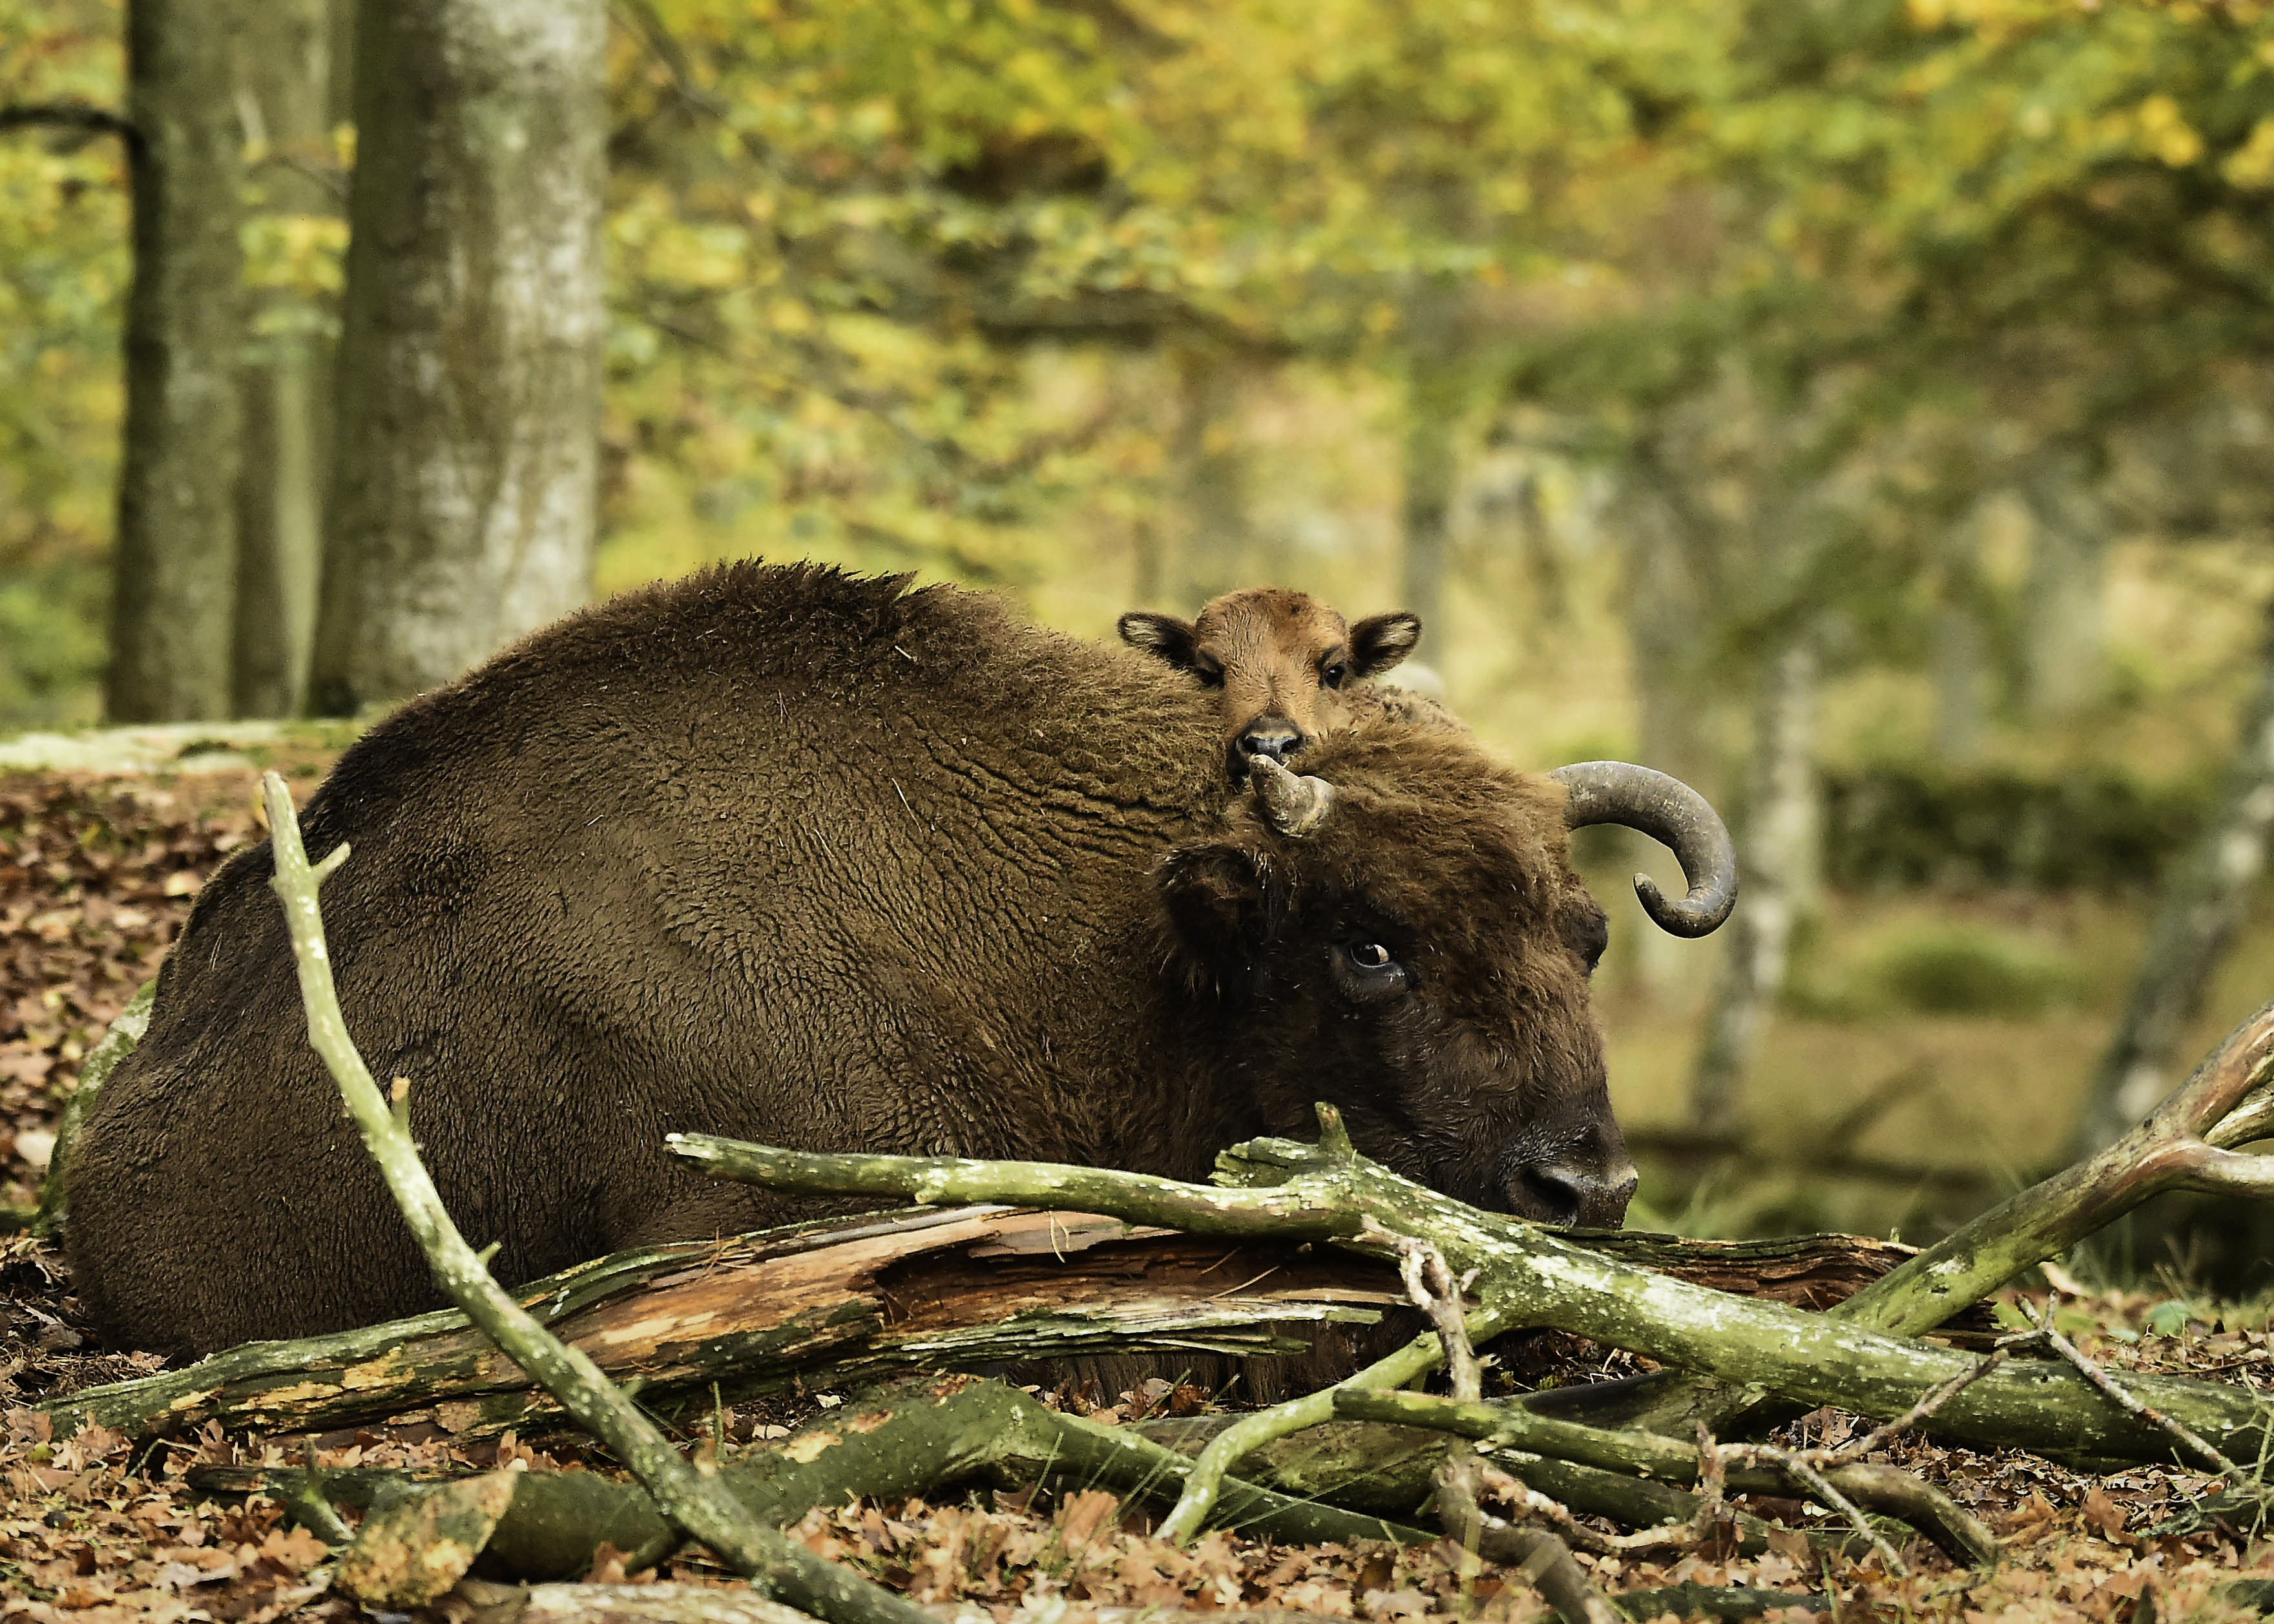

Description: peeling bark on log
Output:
[44,1203,1960,1444]
[45,1206,1386,1441]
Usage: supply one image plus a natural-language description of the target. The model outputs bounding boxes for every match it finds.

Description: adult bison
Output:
[68,565,1735,1357]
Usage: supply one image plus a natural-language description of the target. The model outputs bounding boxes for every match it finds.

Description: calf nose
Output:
[1509,1157,1640,1228]
[1236,718,1304,765]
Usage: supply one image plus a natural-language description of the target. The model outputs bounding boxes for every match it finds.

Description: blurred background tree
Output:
[11,0,2274,1271]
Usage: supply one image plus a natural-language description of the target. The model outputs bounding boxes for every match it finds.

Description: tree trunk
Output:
[2071,596,2274,1157]
[229,0,334,718]
[309,0,604,714]
[1687,633,1820,1130]
[2021,458,2109,722]
[105,0,247,723]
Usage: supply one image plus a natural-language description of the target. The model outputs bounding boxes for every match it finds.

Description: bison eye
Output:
[1333,938,1408,1003]
[1320,660,1350,690]
[1328,937,1401,1001]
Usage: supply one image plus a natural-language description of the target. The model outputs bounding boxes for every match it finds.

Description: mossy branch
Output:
[676,1114,2274,1469]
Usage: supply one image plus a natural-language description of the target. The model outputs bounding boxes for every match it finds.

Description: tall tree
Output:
[104,0,245,722]
[229,0,336,718]
[310,0,605,714]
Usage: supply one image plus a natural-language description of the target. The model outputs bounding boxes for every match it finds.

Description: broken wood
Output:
[39,1202,1971,1443]
[43,1204,1390,1441]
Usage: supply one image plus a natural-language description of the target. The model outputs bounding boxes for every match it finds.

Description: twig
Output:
[1153,1297,1517,1544]
[1716,1443,1908,1574]
[1474,1464,1697,1556]
[1392,1231,1483,1403]
[1692,1422,1727,1546]
[1388,1232,1623,1624]
[2016,1298,2240,1475]
[1331,1388,1998,1567]
[258,772,933,1624]
[1842,1003,2274,1339]
[1824,1349,2011,1464]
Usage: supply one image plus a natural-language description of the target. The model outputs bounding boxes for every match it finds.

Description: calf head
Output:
[1154,733,1738,1226]
[1120,588,1422,778]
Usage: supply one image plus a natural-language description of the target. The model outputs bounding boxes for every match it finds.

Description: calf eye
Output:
[1320,660,1350,690]
[1194,654,1227,689]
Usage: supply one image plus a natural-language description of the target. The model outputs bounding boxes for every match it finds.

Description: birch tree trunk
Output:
[310,0,604,714]
[1687,632,1820,1130]
[104,0,246,722]
[2071,594,2274,1157]
[229,0,334,718]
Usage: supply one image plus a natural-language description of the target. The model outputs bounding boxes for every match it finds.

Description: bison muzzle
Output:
[67,565,1735,1357]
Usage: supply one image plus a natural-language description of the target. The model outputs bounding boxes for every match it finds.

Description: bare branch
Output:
[2015,1299,2239,1476]
[1825,1348,2012,1464]
[0,101,139,149]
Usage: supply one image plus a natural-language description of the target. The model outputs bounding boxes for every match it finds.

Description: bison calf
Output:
[1119,587,1424,777]
[68,564,1733,1357]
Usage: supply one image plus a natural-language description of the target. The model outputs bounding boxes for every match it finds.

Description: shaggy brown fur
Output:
[1118,588,1423,776]
[68,565,1623,1357]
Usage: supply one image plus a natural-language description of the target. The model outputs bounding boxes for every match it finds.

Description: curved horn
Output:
[1550,761,1737,937]
[1252,754,1336,837]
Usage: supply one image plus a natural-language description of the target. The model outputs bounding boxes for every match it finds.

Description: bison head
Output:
[1154,733,1737,1227]
[1119,588,1422,778]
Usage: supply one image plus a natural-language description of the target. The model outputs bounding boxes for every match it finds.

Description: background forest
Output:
[9,0,2274,1264]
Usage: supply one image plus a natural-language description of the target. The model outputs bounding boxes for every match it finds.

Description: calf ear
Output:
[1156,840,1274,980]
[1119,611,1200,670]
[1350,612,1423,677]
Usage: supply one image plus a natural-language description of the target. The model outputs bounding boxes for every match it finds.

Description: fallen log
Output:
[669,1119,2274,1472]
[39,1202,1970,1442]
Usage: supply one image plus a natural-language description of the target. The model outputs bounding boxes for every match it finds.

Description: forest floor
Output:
[6,755,2274,1622]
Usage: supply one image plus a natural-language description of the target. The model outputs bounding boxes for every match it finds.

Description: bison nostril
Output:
[1510,1160,1640,1228]
[1237,724,1302,764]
